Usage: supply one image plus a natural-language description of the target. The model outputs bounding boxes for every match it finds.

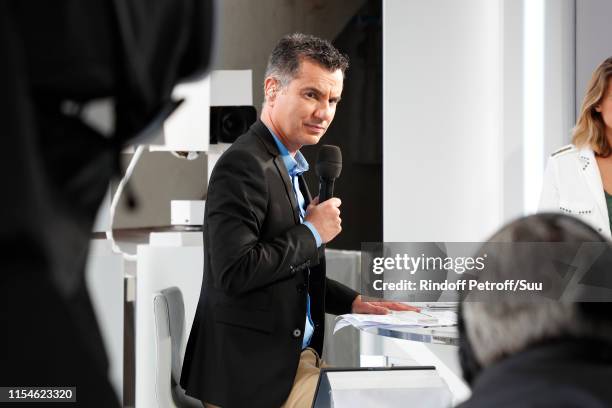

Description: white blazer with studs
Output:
[539,144,612,239]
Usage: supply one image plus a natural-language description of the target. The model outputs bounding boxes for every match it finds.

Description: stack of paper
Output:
[417,302,458,311]
[334,310,457,334]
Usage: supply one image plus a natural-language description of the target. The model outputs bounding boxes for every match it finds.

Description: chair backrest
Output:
[160,287,186,385]
[154,287,203,408]
[154,292,175,407]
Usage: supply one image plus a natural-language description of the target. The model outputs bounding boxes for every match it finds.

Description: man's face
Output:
[265,59,343,153]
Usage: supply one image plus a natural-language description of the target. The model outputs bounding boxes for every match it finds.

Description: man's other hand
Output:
[305,196,342,244]
[351,295,421,315]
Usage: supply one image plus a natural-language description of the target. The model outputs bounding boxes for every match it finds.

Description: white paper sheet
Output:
[334,309,457,334]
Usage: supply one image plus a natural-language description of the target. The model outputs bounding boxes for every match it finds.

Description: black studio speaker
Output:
[210,106,257,144]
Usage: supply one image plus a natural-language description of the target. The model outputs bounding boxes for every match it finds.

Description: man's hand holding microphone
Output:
[305,144,343,244]
[305,196,342,244]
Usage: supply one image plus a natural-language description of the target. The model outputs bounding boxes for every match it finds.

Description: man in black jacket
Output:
[181,33,413,408]
[458,214,612,408]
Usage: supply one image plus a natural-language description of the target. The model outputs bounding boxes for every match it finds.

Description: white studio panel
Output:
[323,249,362,367]
[576,0,612,118]
[382,1,503,403]
[380,1,578,403]
[85,239,125,401]
[150,76,211,152]
[523,0,546,213]
[210,70,253,106]
[383,0,503,242]
[543,0,575,158]
[134,238,204,408]
[500,0,526,222]
[523,0,576,213]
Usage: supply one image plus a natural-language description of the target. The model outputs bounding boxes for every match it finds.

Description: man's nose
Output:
[314,101,333,122]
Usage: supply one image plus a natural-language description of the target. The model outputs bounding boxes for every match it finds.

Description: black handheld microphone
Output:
[316,145,342,202]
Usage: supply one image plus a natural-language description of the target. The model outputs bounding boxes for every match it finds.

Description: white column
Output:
[383,0,503,243]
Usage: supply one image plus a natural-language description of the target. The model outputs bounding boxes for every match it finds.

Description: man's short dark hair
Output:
[264,33,349,88]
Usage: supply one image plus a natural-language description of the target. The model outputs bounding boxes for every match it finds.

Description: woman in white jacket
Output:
[540,57,612,239]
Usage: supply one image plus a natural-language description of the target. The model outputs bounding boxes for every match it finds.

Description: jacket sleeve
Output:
[539,157,560,212]
[206,148,319,296]
[324,277,359,315]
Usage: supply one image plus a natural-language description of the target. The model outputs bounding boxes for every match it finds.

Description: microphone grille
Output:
[316,145,342,179]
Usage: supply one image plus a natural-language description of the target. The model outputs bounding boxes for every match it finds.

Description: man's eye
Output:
[306,92,316,99]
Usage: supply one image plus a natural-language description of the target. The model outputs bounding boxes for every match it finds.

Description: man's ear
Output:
[264,77,279,106]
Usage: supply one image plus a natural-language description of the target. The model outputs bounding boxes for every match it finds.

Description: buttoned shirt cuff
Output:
[303,221,322,248]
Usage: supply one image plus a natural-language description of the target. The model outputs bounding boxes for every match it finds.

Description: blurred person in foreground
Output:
[457,213,612,407]
[0,1,213,406]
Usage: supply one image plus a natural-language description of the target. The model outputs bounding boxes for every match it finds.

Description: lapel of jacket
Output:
[579,146,608,222]
[252,121,301,224]
[298,174,313,206]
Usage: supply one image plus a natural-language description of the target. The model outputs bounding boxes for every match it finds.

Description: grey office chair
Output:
[154,287,203,408]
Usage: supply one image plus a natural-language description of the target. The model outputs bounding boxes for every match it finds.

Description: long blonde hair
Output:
[572,57,612,157]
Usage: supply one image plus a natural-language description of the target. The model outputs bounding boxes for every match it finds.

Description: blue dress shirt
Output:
[267,126,321,349]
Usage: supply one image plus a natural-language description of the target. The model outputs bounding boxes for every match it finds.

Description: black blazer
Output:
[181,121,358,408]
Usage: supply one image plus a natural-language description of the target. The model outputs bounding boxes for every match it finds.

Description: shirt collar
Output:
[266,126,309,177]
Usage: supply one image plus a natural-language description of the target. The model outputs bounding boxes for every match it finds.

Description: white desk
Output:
[363,325,458,346]
[358,324,470,405]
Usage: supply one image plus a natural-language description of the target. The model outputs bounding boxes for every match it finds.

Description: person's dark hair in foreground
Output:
[457,213,612,408]
[0,1,212,406]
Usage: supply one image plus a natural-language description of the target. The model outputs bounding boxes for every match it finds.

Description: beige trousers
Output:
[204,348,325,408]
[282,348,326,408]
